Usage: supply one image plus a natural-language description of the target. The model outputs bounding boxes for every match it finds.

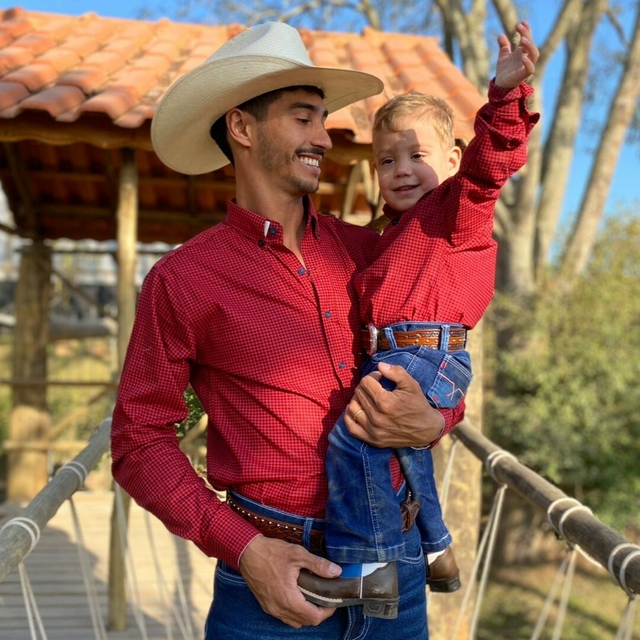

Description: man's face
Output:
[373,116,461,212]
[255,89,333,196]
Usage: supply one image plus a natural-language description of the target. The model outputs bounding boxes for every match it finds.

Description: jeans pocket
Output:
[215,561,247,586]
[426,352,472,409]
[397,540,425,569]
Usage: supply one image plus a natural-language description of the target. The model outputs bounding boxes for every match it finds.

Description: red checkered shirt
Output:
[357,81,539,328]
[111,200,465,568]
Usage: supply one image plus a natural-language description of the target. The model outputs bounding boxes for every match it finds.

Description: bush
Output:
[486,214,640,532]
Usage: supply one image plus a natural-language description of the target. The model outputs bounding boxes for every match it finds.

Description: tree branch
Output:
[561,2,640,280]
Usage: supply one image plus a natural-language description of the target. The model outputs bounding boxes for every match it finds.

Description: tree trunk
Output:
[561,2,640,279]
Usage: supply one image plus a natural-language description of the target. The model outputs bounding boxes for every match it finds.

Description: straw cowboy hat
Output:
[151,21,384,175]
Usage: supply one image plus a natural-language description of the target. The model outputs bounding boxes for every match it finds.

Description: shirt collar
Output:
[226,196,320,242]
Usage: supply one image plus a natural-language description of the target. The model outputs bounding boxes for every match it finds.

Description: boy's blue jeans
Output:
[324,322,472,563]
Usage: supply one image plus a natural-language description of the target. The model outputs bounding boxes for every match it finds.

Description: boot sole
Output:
[428,575,462,593]
[299,588,399,619]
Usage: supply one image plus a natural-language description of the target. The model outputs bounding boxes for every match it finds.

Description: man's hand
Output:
[495,21,539,89]
[344,362,445,448]
[238,535,341,628]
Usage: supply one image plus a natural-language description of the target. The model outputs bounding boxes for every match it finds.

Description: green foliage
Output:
[486,214,640,531]
[176,387,205,438]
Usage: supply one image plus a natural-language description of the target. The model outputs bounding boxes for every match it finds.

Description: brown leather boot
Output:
[297,562,399,619]
[427,546,461,593]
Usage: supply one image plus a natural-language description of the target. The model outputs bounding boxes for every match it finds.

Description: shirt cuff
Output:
[411,398,466,450]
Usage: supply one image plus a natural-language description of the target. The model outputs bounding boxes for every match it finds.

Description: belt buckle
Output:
[367,322,378,356]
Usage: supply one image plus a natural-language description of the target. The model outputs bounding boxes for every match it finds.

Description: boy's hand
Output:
[495,21,539,89]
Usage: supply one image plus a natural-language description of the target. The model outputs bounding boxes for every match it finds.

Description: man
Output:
[111,22,464,638]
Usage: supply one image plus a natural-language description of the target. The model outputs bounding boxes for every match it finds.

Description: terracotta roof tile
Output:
[0,80,28,110]
[20,84,84,116]
[12,31,56,55]
[62,35,102,59]
[0,8,32,38]
[37,48,81,72]
[70,87,138,120]
[0,9,486,145]
[4,61,57,91]
[57,67,108,93]
[82,50,126,74]
[0,30,14,49]
[0,44,34,71]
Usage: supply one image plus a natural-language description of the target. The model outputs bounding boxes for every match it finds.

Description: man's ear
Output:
[227,108,255,151]
[448,145,462,176]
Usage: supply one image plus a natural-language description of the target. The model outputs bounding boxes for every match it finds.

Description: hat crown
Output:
[207,22,313,67]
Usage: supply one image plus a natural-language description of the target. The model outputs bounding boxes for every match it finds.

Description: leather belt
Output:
[227,495,326,554]
[227,494,420,554]
[362,324,466,355]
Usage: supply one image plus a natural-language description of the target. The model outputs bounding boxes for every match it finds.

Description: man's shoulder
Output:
[316,210,380,239]
[153,225,228,271]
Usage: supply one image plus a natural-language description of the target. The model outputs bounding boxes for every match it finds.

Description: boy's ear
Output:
[448,145,462,176]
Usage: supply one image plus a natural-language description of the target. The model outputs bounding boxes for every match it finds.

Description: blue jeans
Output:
[205,490,428,639]
[324,322,472,563]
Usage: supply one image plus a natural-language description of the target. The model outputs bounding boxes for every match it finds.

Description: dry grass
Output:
[479,558,639,639]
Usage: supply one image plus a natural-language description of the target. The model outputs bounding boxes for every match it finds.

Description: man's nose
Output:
[313,124,333,151]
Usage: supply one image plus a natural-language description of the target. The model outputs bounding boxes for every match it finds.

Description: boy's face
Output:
[373,116,461,213]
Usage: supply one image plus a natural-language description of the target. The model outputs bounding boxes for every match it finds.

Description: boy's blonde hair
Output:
[373,93,456,149]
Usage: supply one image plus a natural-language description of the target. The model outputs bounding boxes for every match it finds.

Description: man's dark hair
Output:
[209,85,325,166]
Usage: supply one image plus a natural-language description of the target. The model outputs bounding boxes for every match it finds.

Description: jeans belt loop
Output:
[439,324,450,350]
[383,325,397,350]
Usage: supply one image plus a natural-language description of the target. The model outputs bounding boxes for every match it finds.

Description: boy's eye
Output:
[380,158,394,165]
[298,118,310,124]
[412,152,427,161]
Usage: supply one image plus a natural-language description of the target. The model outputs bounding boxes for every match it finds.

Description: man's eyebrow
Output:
[289,102,329,118]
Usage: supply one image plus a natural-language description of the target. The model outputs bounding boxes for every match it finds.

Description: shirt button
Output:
[259,240,266,247]
[392,218,399,226]
[269,226,278,235]
[324,311,332,318]
[339,362,346,369]
[298,268,306,275]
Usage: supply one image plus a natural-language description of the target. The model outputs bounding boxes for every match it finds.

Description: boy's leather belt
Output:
[227,494,419,554]
[362,325,467,355]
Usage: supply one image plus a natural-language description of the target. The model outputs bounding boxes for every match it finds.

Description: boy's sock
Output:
[426,550,445,565]
[339,561,388,577]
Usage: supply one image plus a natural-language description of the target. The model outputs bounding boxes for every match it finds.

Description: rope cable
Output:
[69,496,108,640]
[115,484,150,640]
[18,563,48,640]
[1,517,41,555]
[440,438,459,519]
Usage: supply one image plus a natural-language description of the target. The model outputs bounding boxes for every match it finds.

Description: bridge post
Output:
[429,318,484,638]
[6,240,52,501]
[107,147,138,631]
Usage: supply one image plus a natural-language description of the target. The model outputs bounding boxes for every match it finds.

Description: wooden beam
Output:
[0,115,153,151]
[51,266,117,320]
[340,162,362,220]
[2,142,38,235]
[109,146,138,632]
[7,240,52,501]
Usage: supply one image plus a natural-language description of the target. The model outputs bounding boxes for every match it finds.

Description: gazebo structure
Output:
[0,6,484,499]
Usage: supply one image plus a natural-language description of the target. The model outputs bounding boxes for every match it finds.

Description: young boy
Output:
[298,21,540,618]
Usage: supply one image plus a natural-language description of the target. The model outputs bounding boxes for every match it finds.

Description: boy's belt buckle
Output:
[367,323,378,356]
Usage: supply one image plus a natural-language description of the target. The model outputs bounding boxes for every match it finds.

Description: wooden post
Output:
[6,240,52,501]
[428,319,484,639]
[107,148,138,631]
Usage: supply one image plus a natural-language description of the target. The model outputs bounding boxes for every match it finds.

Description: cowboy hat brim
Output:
[151,55,384,175]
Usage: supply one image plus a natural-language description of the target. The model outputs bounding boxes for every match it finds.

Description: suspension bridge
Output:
[0,418,638,639]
